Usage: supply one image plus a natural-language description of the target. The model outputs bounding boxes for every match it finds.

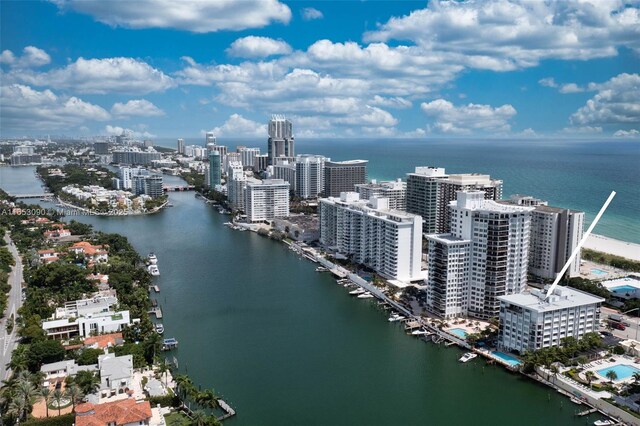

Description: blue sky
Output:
[1,0,638,139]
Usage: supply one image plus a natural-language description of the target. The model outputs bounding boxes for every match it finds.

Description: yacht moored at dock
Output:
[459,352,477,363]
[162,338,178,351]
[357,292,373,299]
[148,253,158,264]
[349,288,366,295]
[388,313,405,322]
[155,323,164,334]
[148,264,160,276]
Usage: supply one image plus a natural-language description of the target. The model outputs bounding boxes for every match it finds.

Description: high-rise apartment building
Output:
[426,191,533,319]
[438,174,503,233]
[319,193,423,282]
[426,234,471,319]
[295,154,327,199]
[209,151,221,188]
[355,179,407,210]
[237,147,261,169]
[177,138,185,155]
[112,147,161,165]
[504,195,584,280]
[244,179,290,222]
[267,115,294,165]
[270,163,296,193]
[498,286,603,353]
[253,154,269,172]
[323,160,368,198]
[406,167,448,233]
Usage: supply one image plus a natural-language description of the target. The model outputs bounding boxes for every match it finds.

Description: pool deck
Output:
[580,355,640,385]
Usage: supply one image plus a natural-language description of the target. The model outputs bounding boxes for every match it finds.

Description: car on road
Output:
[600,331,613,337]
[610,321,626,330]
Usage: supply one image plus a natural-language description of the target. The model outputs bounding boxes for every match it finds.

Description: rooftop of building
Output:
[322,193,419,222]
[75,399,152,426]
[355,179,406,190]
[445,173,502,185]
[498,285,605,312]
[426,233,471,245]
[325,159,368,166]
[84,332,123,349]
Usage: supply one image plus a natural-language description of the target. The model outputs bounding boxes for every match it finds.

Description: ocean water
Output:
[155,138,640,244]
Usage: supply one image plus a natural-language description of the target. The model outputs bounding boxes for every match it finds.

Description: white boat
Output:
[349,288,366,295]
[148,265,160,276]
[357,292,374,299]
[388,313,406,322]
[155,324,164,335]
[459,352,477,363]
[147,253,158,264]
[411,329,430,335]
[594,421,615,426]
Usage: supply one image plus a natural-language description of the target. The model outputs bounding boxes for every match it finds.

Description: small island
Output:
[38,164,168,216]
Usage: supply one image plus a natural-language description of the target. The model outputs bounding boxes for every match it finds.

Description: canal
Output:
[0,165,598,425]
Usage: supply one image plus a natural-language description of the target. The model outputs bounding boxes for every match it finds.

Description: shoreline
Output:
[585,234,640,262]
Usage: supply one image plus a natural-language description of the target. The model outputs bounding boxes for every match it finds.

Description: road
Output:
[600,306,640,341]
[0,232,24,380]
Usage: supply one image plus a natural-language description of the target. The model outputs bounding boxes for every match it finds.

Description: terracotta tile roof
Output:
[84,333,123,349]
[38,249,56,255]
[75,399,151,426]
[70,242,108,256]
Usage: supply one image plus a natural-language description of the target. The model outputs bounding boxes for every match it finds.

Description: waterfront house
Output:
[40,360,98,385]
[69,241,109,263]
[98,354,133,396]
[43,224,72,240]
[84,332,123,350]
[75,399,152,426]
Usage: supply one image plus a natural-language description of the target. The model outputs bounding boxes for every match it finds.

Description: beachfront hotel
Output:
[319,192,422,282]
[498,286,604,354]
[244,179,290,222]
[323,160,368,197]
[503,195,585,280]
[426,191,533,319]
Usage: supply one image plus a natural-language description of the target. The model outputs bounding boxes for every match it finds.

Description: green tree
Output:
[25,340,65,372]
[65,384,83,412]
[51,388,65,416]
[39,386,52,418]
[585,371,596,386]
[71,370,100,395]
[606,370,618,383]
[76,348,104,366]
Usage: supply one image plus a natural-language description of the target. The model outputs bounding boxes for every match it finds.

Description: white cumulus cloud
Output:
[208,114,267,137]
[1,84,110,131]
[0,46,51,68]
[421,99,517,134]
[301,7,323,21]
[226,36,292,58]
[51,0,291,32]
[111,99,165,117]
[613,129,639,137]
[571,73,640,126]
[8,57,174,94]
[104,125,155,139]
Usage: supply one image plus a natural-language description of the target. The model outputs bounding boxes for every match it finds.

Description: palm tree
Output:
[157,359,171,387]
[549,365,559,383]
[198,389,219,411]
[7,394,28,421]
[606,370,618,383]
[15,378,38,415]
[52,388,65,416]
[191,410,209,426]
[39,386,52,418]
[633,372,640,383]
[585,371,596,387]
[73,370,100,395]
[65,384,83,412]
[174,375,194,400]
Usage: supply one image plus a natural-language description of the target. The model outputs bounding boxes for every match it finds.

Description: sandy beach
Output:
[584,234,640,261]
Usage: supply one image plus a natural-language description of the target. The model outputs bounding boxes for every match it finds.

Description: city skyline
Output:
[1,0,639,139]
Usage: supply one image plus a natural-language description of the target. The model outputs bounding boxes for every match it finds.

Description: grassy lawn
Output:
[164,412,191,426]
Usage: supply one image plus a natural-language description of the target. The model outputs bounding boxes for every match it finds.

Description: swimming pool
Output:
[591,268,608,275]
[492,351,522,367]
[596,364,640,381]
[449,328,467,339]
[611,285,638,293]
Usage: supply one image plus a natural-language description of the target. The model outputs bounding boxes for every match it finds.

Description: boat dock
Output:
[149,307,163,319]
[576,407,597,416]
[217,399,236,421]
[149,285,160,293]
[404,321,422,330]
[161,338,178,351]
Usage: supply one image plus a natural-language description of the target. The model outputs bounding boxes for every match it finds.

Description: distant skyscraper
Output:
[205,132,216,146]
[209,151,221,188]
[177,138,185,155]
[253,154,269,172]
[323,160,368,197]
[237,147,260,169]
[355,179,407,210]
[267,115,294,165]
